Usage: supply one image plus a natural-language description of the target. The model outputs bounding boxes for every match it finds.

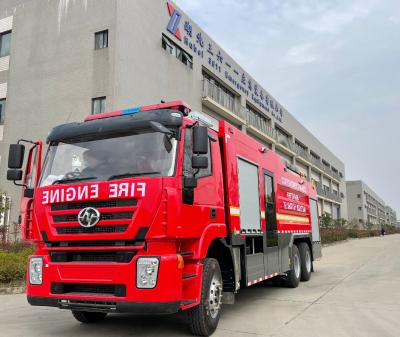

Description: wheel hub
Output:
[305,250,311,273]
[294,253,301,279]
[208,274,223,319]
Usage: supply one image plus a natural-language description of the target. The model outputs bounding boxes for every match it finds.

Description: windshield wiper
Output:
[52,176,98,185]
[108,172,161,181]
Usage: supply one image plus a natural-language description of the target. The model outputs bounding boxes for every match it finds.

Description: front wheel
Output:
[283,244,301,288]
[72,311,107,323]
[187,258,223,336]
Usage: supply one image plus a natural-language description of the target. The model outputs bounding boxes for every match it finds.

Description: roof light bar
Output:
[122,107,141,115]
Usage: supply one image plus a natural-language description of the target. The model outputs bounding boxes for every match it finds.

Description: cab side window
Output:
[183,128,212,179]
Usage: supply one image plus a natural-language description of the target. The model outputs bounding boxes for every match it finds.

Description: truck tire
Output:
[72,311,107,323]
[298,242,312,282]
[187,258,223,336]
[283,244,301,288]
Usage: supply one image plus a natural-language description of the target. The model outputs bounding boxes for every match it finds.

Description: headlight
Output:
[137,257,159,289]
[29,257,43,285]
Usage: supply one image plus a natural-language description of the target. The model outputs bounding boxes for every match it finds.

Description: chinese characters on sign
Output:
[283,191,307,213]
[166,3,283,123]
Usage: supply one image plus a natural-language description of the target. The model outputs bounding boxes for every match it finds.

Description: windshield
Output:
[39,131,177,186]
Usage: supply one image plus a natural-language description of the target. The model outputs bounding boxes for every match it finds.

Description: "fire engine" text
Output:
[41,182,147,204]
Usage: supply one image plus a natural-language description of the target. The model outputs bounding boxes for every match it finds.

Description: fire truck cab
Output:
[7,101,321,336]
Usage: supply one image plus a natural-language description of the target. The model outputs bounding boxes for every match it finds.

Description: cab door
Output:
[178,127,225,238]
[264,172,279,274]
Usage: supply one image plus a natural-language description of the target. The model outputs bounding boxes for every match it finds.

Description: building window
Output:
[246,104,271,134]
[357,194,361,198]
[202,71,237,113]
[92,97,106,115]
[295,140,307,152]
[162,34,193,69]
[0,98,5,124]
[0,31,11,57]
[310,151,320,161]
[333,206,340,220]
[275,126,290,139]
[95,30,108,50]
[276,126,292,148]
[358,206,362,211]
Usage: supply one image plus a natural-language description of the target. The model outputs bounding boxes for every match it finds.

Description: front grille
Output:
[45,240,140,248]
[51,283,126,297]
[53,212,133,223]
[50,251,136,263]
[56,225,128,234]
[51,199,137,211]
[53,213,134,223]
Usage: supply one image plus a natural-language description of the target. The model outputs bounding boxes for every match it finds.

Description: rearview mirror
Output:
[7,169,23,181]
[192,156,208,169]
[8,144,25,169]
[193,126,208,154]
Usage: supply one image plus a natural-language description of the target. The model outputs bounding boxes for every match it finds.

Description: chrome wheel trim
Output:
[305,249,312,273]
[294,253,301,279]
[208,273,223,319]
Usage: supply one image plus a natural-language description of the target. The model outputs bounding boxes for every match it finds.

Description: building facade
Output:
[385,206,397,227]
[346,180,395,228]
[0,0,347,225]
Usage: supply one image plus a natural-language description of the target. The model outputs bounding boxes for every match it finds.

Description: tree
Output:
[333,218,347,228]
[320,213,333,228]
[9,222,20,243]
[364,222,374,231]
[0,191,11,244]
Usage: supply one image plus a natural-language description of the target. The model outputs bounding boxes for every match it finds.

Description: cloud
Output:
[389,15,400,25]
[283,43,319,65]
[300,1,375,33]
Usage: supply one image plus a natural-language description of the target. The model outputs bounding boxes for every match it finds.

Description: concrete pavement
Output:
[1,235,400,337]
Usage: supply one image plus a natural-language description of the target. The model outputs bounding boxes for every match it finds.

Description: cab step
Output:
[183,274,197,279]
[178,251,194,257]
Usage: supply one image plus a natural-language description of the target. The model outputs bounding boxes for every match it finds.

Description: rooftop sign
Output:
[165,2,284,123]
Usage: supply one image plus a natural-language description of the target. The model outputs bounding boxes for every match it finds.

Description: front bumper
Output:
[28,296,181,314]
[26,253,184,314]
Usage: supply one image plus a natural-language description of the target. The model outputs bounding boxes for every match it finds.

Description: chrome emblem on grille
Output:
[78,207,101,228]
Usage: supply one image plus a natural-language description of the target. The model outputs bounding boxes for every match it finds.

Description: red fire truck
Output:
[7,101,321,336]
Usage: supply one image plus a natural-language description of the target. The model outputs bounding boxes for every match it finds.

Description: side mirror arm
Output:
[18,139,39,146]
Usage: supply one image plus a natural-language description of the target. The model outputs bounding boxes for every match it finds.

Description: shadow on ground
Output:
[51,281,289,337]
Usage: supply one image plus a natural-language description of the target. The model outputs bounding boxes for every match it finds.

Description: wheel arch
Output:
[206,238,236,293]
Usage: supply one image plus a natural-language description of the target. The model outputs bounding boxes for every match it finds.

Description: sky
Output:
[178,0,400,216]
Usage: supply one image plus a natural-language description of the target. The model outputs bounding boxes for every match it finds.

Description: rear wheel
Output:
[283,244,301,288]
[187,258,223,336]
[72,311,107,323]
[298,242,312,281]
